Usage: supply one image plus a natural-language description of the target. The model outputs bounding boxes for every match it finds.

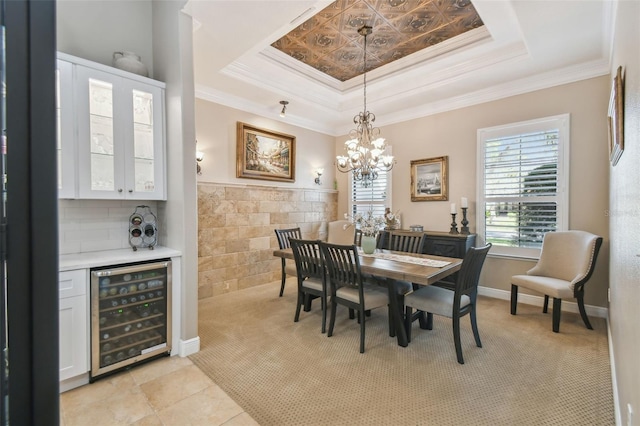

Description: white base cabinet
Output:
[59,269,89,387]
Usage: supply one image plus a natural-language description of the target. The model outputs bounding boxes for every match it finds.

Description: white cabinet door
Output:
[56,59,77,199]
[60,53,166,200]
[59,270,88,381]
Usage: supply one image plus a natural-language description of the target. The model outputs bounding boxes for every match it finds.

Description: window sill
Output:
[487,252,539,262]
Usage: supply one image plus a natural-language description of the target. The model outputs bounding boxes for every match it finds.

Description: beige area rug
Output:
[190,281,614,426]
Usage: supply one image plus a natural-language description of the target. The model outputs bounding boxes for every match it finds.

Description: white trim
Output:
[478,286,608,319]
[178,336,200,357]
[608,317,621,426]
[59,373,89,393]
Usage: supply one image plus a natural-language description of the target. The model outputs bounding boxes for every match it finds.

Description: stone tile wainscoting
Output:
[197,183,338,300]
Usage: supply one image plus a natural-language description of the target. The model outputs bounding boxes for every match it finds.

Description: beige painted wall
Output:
[608,1,640,422]
[195,99,336,190]
[337,77,610,308]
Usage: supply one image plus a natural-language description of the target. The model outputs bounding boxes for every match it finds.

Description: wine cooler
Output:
[90,259,172,380]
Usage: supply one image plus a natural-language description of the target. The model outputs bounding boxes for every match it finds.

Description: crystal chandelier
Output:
[336,25,395,187]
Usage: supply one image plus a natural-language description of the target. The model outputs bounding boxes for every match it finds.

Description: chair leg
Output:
[279,263,286,297]
[577,292,593,330]
[425,312,433,330]
[552,298,561,333]
[470,305,482,348]
[294,292,303,322]
[328,299,337,337]
[510,284,518,315]
[453,314,464,364]
[543,295,550,313]
[417,311,428,329]
[404,306,413,343]
[388,305,395,338]
[349,308,355,319]
[321,296,327,334]
[359,308,366,353]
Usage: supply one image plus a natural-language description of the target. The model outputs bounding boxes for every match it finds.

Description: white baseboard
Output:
[178,336,200,357]
[59,373,89,393]
[608,318,621,426]
[478,286,608,318]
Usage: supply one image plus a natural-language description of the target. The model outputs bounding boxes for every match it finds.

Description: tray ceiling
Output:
[271,0,484,81]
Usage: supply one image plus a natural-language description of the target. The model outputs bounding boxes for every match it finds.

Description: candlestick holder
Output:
[460,207,470,235]
[449,213,459,235]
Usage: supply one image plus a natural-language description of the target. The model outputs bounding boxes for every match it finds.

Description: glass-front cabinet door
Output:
[72,60,165,200]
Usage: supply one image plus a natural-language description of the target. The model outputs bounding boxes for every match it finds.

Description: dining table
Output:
[272,246,463,347]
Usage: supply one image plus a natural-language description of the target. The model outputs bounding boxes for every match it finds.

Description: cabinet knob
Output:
[128,189,133,193]
[118,188,123,193]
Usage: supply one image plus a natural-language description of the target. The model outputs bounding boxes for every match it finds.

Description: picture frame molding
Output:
[608,65,624,166]
[236,122,296,182]
[410,156,449,202]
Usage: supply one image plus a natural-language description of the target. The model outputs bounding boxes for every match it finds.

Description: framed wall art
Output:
[236,122,296,182]
[410,156,448,201]
[608,65,624,166]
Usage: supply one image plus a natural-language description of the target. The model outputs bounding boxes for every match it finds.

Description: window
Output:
[477,114,569,258]
[348,168,391,218]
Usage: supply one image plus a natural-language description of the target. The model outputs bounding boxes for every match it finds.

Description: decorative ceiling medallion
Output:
[271,0,484,82]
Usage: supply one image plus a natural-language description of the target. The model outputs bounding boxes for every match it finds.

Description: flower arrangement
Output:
[344,211,386,237]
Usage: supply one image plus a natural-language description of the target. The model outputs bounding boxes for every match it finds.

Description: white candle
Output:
[450,203,456,214]
[461,197,468,208]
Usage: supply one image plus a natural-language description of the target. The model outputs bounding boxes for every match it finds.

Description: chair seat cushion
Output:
[511,275,574,299]
[302,277,324,292]
[366,275,413,295]
[404,285,470,318]
[336,286,388,310]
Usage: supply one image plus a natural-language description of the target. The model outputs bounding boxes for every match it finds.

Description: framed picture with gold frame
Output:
[410,156,448,201]
[236,122,296,182]
[608,66,624,166]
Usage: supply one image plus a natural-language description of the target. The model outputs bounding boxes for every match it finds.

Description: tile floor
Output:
[60,356,259,426]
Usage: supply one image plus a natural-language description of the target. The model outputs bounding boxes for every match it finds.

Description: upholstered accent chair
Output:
[319,241,390,353]
[274,227,301,297]
[510,230,603,333]
[289,238,328,333]
[404,243,491,364]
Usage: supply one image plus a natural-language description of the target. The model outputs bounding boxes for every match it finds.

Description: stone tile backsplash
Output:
[197,183,337,299]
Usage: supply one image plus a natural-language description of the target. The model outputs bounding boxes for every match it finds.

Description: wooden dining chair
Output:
[404,243,491,364]
[319,241,389,353]
[289,238,328,333]
[388,231,427,254]
[274,227,302,297]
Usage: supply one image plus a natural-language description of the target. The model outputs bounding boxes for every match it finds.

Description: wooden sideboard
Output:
[379,230,476,258]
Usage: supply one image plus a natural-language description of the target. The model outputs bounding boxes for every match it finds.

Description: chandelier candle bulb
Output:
[461,197,468,208]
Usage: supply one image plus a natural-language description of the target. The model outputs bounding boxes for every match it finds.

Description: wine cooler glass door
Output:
[90,259,172,379]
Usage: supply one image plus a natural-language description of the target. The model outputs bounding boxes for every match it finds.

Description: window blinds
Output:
[350,170,388,217]
[483,129,559,248]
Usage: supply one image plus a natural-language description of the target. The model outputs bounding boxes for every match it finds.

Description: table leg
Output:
[386,278,408,347]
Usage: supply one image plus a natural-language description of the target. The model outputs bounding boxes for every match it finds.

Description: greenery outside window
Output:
[477,114,570,258]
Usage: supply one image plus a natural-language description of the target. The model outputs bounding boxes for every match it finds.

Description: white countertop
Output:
[60,246,182,271]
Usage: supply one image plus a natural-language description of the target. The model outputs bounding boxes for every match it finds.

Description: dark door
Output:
[2,0,59,424]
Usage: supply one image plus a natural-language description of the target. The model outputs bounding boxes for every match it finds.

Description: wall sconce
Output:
[279,100,289,117]
[314,168,324,185]
[196,148,204,175]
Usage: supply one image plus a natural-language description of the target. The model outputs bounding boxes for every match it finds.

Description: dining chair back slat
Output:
[388,231,426,254]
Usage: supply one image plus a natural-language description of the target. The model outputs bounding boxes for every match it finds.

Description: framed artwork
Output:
[410,156,448,201]
[608,66,624,166]
[236,122,296,182]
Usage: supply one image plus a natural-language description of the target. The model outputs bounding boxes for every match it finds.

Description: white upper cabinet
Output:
[57,59,77,199]
[57,53,166,200]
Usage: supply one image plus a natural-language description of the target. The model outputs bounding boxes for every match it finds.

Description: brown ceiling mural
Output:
[271,0,484,82]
